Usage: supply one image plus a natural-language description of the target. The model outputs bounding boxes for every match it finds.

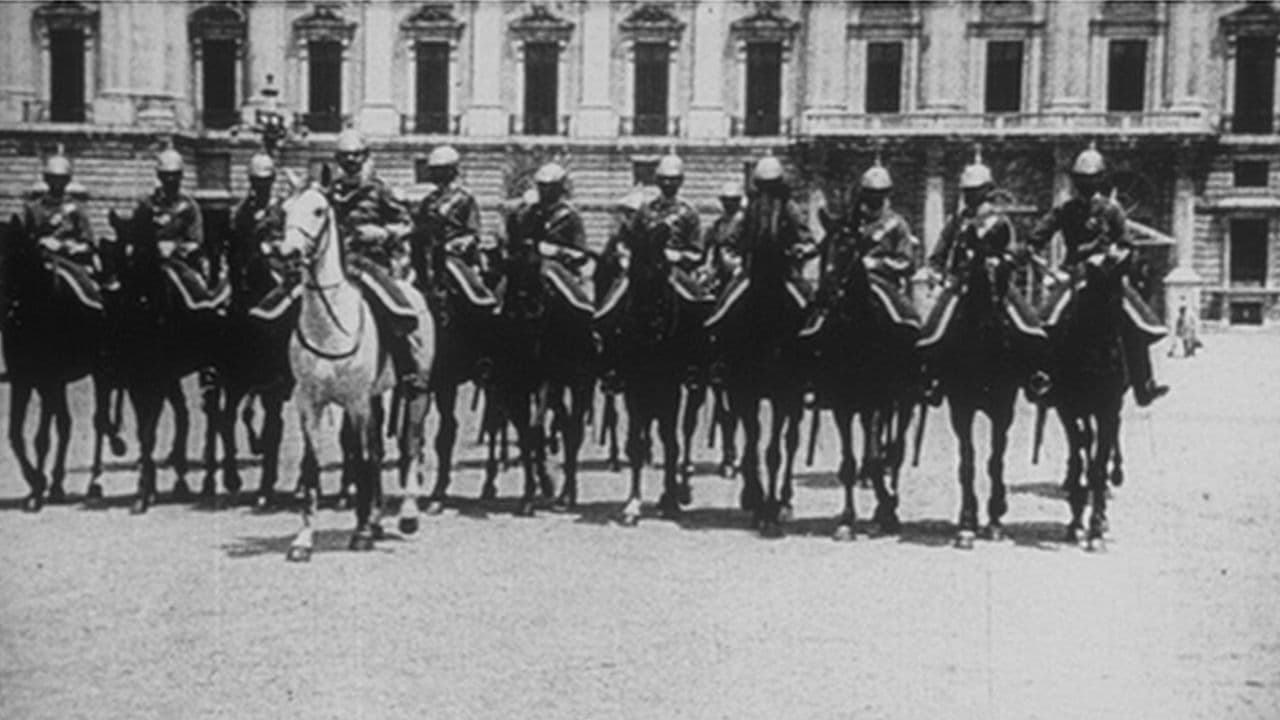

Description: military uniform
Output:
[23,190,103,312]
[414,179,494,306]
[229,191,285,312]
[703,208,743,292]
[133,187,219,307]
[845,206,920,327]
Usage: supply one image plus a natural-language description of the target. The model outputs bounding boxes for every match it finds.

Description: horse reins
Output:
[289,204,364,360]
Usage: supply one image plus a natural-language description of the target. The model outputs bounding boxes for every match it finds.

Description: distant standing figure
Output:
[1169,304,1202,358]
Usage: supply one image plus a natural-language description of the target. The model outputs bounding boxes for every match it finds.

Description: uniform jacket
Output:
[851,207,918,286]
[930,200,1022,278]
[229,192,285,305]
[135,188,204,251]
[23,193,95,259]
[1029,193,1130,268]
[329,172,411,267]
[635,194,702,255]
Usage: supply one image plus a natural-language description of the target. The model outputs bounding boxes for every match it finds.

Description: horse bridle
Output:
[287,198,363,358]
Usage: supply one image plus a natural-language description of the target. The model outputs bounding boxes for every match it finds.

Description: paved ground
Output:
[1,332,1278,719]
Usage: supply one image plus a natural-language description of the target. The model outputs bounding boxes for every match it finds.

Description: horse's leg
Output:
[621,390,648,526]
[603,392,622,473]
[131,389,163,514]
[199,378,221,499]
[832,407,857,540]
[732,391,763,517]
[256,387,286,510]
[166,379,191,500]
[1087,408,1120,552]
[88,374,115,501]
[337,412,358,511]
[481,387,502,497]
[531,384,555,500]
[856,414,875,489]
[242,392,262,455]
[395,388,430,535]
[1109,424,1125,488]
[506,387,539,517]
[948,400,979,549]
[760,397,787,536]
[10,381,46,511]
[46,383,73,503]
[553,379,591,511]
[363,396,386,543]
[1057,408,1088,542]
[984,395,1015,541]
[657,383,683,520]
[678,385,705,495]
[33,387,53,484]
[716,389,739,477]
[427,382,459,512]
[287,403,322,562]
[778,393,803,524]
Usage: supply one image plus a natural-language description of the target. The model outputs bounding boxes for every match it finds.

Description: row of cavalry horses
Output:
[2,179,1134,558]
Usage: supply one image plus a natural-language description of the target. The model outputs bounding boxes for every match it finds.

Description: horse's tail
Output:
[1032,400,1048,465]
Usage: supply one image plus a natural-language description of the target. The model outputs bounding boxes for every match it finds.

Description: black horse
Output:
[809,210,920,539]
[2,215,125,510]
[596,217,704,524]
[708,194,812,536]
[927,244,1034,548]
[1038,250,1130,550]
[481,205,595,516]
[108,209,223,513]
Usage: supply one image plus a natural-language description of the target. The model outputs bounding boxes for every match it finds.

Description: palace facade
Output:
[2,0,1280,325]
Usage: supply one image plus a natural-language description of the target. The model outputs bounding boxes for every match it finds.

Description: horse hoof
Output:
[336,494,353,511]
[739,488,762,513]
[47,484,67,504]
[398,517,419,536]
[479,485,497,502]
[680,463,695,480]
[833,524,855,542]
[349,532,375,552]
[954,530,976,550]
[22,493,44,513]
[676,484,692,506]
[130,497,149,515]
[720,462,738,478]
[777,504,794,524]
[658,496,681,520]
[425,499,446,516]
[286,546,312,563]
[516,501,536,518]
[1064,526,1081,544]
[607,459,622,473]
[1086,536,1106,553]
[171,479,193,503]
[370,523,386,541]
[551,496,575,513]
[109,436,127,457]
[983,524,1005,542]
[1110,468,1124,487]
[876,514,901,536]
[225,474,243,497]
[620,511,640,527]
[759,521,784,539]
[86,483,104,501]
[200,476,217,499]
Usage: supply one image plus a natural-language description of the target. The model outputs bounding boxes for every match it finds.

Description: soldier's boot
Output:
[389,331,430,392]
[1126,332,1168,407]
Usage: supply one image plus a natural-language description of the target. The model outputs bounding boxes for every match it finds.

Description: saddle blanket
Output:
[917,286,1046,349]
[541,259,594,314]
[48,255,104,312]
[443,255,497,308]
[1041,280,1167,345]
[162,258,228,312]
[594,268,712,323]
[704,274,809,329]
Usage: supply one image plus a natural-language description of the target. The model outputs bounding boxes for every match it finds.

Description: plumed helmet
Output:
[427,145,460,168]
[860,165,893,192]
[753,156,784,182]
[44,153,73,177]
[247,152,276,179]
[1072,147,1106,176]
[719,180,744,199]
[335,129,368,154]
[655,154,684,178]
[156,148,185,173]
[534,162,567,184]
[959,162,994,189]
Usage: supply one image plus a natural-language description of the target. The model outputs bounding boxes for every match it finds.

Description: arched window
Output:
[293,5,356,133]
[509,5,574,136]
[729,3,800,136]
[400,3,465,135]
[619,4,685,137]
[189,3,248,130]
[848,1,921,115]
[1090,0,1164,113]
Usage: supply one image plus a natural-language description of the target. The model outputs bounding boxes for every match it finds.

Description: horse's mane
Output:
[740,193,796,281]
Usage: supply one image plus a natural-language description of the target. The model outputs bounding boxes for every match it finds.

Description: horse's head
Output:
[279,183,335,264]
[816,207,870,296]
[1075,245,1130,319]
[741,193,796,284]
[624,214,672,284]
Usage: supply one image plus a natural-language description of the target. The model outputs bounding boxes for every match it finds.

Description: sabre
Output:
[911,399,928,467]
[805,404,821,467]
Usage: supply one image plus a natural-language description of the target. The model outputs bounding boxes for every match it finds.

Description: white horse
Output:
[278,180,433,561]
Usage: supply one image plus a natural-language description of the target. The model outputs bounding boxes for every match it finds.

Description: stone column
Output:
[132,2,176,129]
[357,0,398,135]
[0,2,38,122]
[575,1,615,137]
[464,1,505,136]
[803,1,847,113]
[919,0,966,112]
[1167,1,1209,112]
[686,0,726,138]
[94,2,135,124]
[914,147,948,314]
[1044,0,1090,111]
[1165,159,1202,326]
[246,1,288,119]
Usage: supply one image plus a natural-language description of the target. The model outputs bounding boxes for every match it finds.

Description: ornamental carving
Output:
[730,3,800,48]
[510,5,574,46]
[401,3,464,43]
[294,4,356,48]
[190,3,247,51]
[620,4,685,45]
[32,1,98,38]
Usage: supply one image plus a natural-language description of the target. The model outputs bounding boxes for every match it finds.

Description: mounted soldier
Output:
[811,161,919,333]
[918,157,1050,405]
[229,152,286,314]
[131,147,219,308]
[20,149,104,313]
[412,144,495,311]
[1030,146,1169,407]
[702,180,744,295]
[508,162,594,311]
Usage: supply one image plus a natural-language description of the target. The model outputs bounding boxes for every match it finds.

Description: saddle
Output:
[440,255,498,309]
[705,273,808,330]
[46,254,105,313]
[540,259,594,314]
[161,257,227,312]
[1041,272,1166,345]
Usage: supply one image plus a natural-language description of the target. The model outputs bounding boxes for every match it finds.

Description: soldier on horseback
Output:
[1030,146,1169,407]
[132,148,218,306]
[516,162,589,268]
[21,150,104,312]
[229,152,286,313]
[919,157,1051,405]
[702,181,744,294]
[327,129,428,389]
[413,144,496,309]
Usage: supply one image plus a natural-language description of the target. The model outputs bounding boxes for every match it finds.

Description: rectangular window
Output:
[524,42,560,135]
[202,39,238,129]
[49,28,86,122]
[1234,160,1270,188]
[415,41,450,134]
[308,40,343,132]
[745,42,783,136]
[633,42,670,135]
[1234,36,1276,133]
[1229,218,1268,287]
[196,152,231,190]
[865,41,903,114]
[1107,39,1146,112]
[984,40,1023,113]
[632,158,658,186]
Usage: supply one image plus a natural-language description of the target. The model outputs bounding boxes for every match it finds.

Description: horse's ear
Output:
[319,163,332,189]
[282,168,302,195]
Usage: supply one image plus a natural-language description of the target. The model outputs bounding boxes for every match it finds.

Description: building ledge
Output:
[1197,197,1280,213]
[800,110,1216,137]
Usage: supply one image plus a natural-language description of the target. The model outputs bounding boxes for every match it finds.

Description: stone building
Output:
[0,0,1278,325]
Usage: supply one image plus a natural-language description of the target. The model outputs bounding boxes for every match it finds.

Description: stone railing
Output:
[800,110,1215,136]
